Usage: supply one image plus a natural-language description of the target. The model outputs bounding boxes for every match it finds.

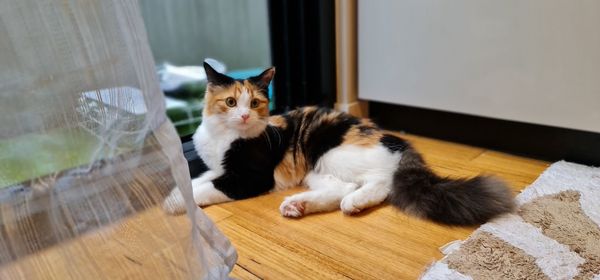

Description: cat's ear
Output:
[249,67,276,89]
[204,61,234,86]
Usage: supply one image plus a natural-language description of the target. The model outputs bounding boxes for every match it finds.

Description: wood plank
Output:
[469,151,550,192]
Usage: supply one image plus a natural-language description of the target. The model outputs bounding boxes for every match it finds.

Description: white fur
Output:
[279,144,402,217]
[193,116,238,173]
[280,172,358,217]
[192,180,233,206]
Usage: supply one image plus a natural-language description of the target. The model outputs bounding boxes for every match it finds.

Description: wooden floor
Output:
[208,133,550,280]
[0,133,550,279]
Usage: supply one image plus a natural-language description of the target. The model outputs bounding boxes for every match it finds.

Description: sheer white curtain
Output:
[0,0,235,279]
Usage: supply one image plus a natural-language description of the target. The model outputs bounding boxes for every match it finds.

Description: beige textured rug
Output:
[421,161,600,280]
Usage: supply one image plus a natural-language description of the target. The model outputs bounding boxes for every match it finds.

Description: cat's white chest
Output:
[192,119,238,173]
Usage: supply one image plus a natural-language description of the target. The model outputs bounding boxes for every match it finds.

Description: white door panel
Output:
[358,0,600,133]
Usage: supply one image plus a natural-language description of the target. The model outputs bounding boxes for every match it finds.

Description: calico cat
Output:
[163,62,515,225]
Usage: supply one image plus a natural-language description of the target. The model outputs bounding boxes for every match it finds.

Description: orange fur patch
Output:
[268,115,288,129]
[342,119,382,147]
[274,150,307,190]
[204,85,234,115]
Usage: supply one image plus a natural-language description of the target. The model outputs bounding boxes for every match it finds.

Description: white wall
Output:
[359,0,600,133]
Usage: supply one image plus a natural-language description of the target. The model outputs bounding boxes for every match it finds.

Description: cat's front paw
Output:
[279,198,306,218]
[340,195,361,215]
[163,187,187,215]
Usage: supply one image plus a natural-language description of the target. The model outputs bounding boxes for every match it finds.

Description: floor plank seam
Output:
[212,213,235,225]
[235,263,263,280]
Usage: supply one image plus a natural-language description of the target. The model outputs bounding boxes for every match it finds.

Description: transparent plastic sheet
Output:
[0,1,236,279]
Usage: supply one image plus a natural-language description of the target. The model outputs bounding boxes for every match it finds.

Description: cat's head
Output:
[202,62,275,137]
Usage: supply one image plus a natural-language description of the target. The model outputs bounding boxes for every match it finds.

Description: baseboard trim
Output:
[369,101,600,166]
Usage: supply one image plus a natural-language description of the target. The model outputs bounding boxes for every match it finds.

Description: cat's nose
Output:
[241,114,250,122]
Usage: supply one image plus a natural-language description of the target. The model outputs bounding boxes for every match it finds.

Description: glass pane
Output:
[139,0,272,137]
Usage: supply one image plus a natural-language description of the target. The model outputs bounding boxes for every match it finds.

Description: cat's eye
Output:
[250,98,260,108]
[225,97,236,107]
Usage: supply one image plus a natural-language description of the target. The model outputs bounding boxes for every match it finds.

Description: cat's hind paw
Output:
[279,198,306,218]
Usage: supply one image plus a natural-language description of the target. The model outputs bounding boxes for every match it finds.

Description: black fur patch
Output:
[248,67,275,95]
[212,125,291,199]
[302,108,360,167]
[211,108,361,199]
[380,134,409,153]
[203,61,234,86]
[388,148,515,226]
[182,141,209,179]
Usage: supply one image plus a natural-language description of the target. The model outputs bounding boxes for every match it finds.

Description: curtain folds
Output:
[0,1,236,279]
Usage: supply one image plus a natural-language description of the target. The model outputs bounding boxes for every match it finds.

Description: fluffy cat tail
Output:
[389,148,515,226]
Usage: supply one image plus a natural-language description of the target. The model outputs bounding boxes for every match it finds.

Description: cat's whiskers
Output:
[257,118,274,149]
[263,128,272,149]
[261,118,283,146]
[273,125,282,146]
